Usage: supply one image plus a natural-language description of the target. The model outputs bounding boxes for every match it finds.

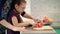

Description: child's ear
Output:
[15,4,19,9]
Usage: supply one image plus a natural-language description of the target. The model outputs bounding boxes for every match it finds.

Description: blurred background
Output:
[25,0,60,34]
[25,0,60,28]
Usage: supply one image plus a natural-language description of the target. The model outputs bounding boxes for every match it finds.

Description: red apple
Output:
[38,22,43,28]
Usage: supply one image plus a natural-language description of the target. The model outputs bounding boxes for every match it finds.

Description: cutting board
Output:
[33,26,53,31]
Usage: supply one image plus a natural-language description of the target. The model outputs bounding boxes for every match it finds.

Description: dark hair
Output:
[10,0,26,10]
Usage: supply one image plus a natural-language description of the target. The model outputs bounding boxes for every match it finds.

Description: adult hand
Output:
[12,27,28,32]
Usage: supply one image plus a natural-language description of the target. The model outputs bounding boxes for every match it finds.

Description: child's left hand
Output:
[33,17,41,23]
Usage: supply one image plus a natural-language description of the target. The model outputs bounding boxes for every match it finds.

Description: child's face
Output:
[15,2,26,14]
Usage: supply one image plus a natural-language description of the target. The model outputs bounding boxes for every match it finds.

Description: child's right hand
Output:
[31,23,38,28]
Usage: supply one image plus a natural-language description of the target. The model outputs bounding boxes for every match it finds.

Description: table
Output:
[20,26,56,34]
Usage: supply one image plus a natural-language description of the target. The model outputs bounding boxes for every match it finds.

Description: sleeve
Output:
[0,17,3,21]
[0,0,6,7]
[0,10,3,21]
[0,0,7,21]
[21,11,26,16]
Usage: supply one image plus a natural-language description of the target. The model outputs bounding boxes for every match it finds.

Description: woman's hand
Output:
[12,27,28,32]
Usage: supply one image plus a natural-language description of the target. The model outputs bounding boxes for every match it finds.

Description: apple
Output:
[38,22,43,28]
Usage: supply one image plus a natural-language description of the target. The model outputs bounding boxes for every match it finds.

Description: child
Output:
[0,0,27,34]
[7,0,41,34]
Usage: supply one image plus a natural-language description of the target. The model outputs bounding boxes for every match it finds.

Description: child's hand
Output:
[33,17,41,23]
[31,23,38,28]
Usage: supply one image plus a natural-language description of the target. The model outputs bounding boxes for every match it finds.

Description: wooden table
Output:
[20,26,56,34]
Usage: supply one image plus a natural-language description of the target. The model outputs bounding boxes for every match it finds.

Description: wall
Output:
[21,0,32,21]
[31,0,60,28]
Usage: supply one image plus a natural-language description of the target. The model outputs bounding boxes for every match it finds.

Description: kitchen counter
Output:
[20,26,56,34]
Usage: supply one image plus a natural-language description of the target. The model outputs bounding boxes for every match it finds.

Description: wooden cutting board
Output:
[33,26,53,31]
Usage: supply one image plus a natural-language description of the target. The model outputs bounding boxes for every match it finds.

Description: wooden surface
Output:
[20,26,56,34]
[33,26,53,31]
